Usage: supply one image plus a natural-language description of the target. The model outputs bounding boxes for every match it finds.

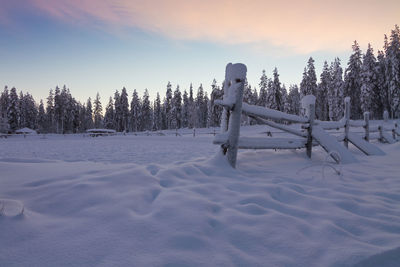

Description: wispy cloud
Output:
[6,0,400,53]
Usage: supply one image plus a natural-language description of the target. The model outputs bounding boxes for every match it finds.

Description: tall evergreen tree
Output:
[120,87,129,132]
[104,97,115,129]
[181,90,189,128]
[93,92,103,128]
[258,70,268,106]
[7,87,19,131]
[266,68,283,111]
[300,57,317,98]
[386,25,400,118]
[287,85,300,115]
[164,82,173,129]
[317,61,331,120]
[153,92,162,130]
[329,58,345,120]
[209,79,223,127]
[140,89,152,131]
[37,99,46,132]
[85,97,93,130]
[344,41,363,119]
[46,89,55,132]
[172,85,182,129]
[188,83,195,128]
[360,44,377,115]
[130,89,141,132]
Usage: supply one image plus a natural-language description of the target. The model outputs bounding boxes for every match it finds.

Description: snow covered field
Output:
[1,125,400,266]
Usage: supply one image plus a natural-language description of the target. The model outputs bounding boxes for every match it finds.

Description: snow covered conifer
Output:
[93,92,103,129]
[104,97,115,129]
[329,58,344,120]
[317,61,331,120]
[287,85,300,115]
[7,87,19,131]
[130,89,141,132]
[85,97,93,130]
[153,93,162,130]
[300,57,318,98]
[120,87,129,132]
[386,25,400,118]
[172,85,182,129]
[37,100,46,132]
[360,44,377,115]
[258,70,268,106]
[140,89,152,131]
[266,68,283,111]
[344,41,363,119]
[165,82,173,129]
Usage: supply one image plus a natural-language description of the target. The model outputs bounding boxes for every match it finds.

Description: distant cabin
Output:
[86,129,116,137]
[15,127,37,135]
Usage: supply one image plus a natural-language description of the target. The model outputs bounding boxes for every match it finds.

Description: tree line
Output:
[0,25,399,134]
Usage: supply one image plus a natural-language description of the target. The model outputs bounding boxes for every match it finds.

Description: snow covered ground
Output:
[1,125,400,266]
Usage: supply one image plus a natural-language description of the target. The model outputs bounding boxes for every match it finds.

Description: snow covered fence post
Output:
[364,112,370,142]
[344,97,351,148]
[301,95,316,158]
[223,63,247,168]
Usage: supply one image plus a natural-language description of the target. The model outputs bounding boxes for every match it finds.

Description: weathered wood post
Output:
[363,111,370,142]
[301,95,316,158]
[344,97,351,148]
[226,63,247,168]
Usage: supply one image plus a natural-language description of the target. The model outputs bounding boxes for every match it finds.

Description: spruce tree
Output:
[267,68,283,111]
[93,92,103,128]
[165,82,173,129]
[344,41,363,119]
[181,90,189,128]
[258,70,268,106]
[130,89,141,132]
[153,93,162,130]
[85,97,93,130]
[360,44,377,115]
[104,97,115,129]
[300,57,317,98]
[287,85,300,115]
[7,87,19,131]
[172,85,182,129]
[386,25,400,118]
[140,89,152,131]
[329,58,345,120]
[317,61,331,120]
[46,89,54,132]
[120,87,129,132]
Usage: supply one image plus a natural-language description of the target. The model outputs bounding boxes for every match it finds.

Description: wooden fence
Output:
[214,63,400,168]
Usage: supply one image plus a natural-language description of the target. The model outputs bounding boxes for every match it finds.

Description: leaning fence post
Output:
[301,95,316,158]
[224,63,247,168]
[344,97,351,148]
[363,111,370,142]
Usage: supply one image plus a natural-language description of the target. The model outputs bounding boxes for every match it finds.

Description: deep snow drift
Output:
[1,126,400,266]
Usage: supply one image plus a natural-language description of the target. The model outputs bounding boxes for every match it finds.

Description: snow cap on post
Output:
[226,63,247,82]
[344,96,350,104]
[301,95,316,119]
[301,95,316,108]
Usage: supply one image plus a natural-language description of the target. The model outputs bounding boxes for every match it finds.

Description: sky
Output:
[0,0,399,103]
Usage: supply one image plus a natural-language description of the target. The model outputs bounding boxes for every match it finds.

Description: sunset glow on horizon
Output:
[1,0,399,102]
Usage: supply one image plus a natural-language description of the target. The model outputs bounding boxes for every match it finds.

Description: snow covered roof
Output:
[15,127,37,134]
[86,129,116,133]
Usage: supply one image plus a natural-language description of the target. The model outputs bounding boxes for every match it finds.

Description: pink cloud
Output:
[22,0,400,53]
